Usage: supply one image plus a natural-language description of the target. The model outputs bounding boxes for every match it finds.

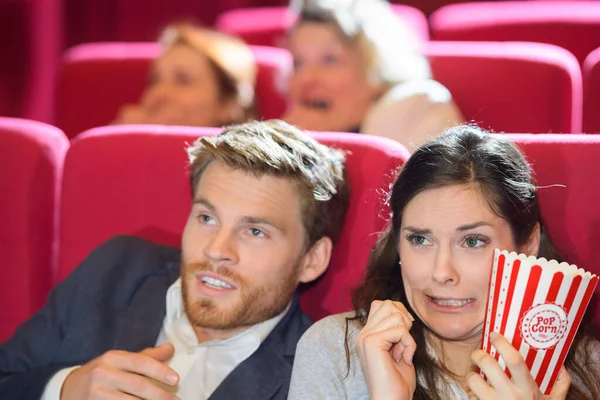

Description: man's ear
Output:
[297,236,333,284]
[522,222,541,256]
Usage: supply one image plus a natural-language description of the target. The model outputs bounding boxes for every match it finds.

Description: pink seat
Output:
[56,43,289,139]
[506,134,600,323]
[56,125,409,320]
[0,0,61,123]
[215,5,430,47]
[583,46,600,132]
[425,41,582,133]
[0,118,68,342]
[430,1,600,66]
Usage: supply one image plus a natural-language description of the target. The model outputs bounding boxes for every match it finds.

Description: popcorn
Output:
[480,249,598,394]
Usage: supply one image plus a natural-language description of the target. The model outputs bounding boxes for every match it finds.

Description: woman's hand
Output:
[467,332,571,400]
[356,300,417,400]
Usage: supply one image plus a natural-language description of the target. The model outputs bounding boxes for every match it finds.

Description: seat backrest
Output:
[425,41,582,133]
[56,43,288,139]
[215,4,430,47]
[582,46,600,133]
[0,117,69,342]
[430,1,600,66]
[57,125,409,320]
[506,133,600,323]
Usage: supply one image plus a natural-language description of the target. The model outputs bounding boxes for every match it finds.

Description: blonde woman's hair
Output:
[160,23,258,122]
[289,0,431,88]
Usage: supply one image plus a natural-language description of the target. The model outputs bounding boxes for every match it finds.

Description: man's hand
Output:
[61,343,180,400]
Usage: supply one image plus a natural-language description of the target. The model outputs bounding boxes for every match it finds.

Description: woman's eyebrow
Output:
[457,221,493,231]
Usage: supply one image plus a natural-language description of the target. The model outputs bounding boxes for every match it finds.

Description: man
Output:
[0,120,350,400]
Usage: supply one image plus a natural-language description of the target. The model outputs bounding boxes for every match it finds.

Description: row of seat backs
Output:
[0,118,409,342]
[58,40,581,139]
[3,119,600,342]
[216,2,600,67]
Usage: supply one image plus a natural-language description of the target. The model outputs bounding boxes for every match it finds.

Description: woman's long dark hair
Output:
[345,125,600,400]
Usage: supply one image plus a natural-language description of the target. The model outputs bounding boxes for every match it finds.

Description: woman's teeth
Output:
[431,298,473,306]
[201,276,233,289]
[304,100,330,110]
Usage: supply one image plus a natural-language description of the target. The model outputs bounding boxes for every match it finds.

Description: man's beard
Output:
[181,260,301,330]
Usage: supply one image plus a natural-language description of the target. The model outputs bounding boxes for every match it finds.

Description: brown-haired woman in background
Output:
[114,23,256,127]
[283,0,463,151]
[288,125,600,400]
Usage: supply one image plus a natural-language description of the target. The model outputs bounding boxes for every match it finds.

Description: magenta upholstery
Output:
[0,0,61,123]
[583,46,600,133]
[64,0,290,45]
[430,1,600,66]
[506,134,600,323]
[215,4,430,47]
[56,125,409,321]
[426,41,582,133]
[56,43,289,139]
[0,118,68,342]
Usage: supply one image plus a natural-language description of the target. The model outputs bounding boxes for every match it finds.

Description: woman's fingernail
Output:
[490,332,499,341]
[409,314,415,322]
[166,372,179,385]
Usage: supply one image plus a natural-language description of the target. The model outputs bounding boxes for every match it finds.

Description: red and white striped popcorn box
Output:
[480,249,598,394]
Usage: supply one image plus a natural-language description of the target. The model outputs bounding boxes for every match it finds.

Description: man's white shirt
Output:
[42,278,288,399]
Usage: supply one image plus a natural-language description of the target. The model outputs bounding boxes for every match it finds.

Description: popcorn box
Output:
[480,249,598,394]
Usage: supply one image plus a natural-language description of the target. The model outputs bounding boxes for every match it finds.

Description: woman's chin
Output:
[425,320,484,343]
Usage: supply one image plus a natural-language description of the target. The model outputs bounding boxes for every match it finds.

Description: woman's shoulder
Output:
[299,311,362,349]
[380,79,454,106]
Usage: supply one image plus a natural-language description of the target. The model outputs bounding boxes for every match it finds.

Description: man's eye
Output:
[249,228,265,237]
[198,214,213,223]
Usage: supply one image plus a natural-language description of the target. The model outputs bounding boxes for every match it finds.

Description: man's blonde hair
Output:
[187,119,350,246]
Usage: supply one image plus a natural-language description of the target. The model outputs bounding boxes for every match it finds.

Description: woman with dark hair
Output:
[288,125,600,399]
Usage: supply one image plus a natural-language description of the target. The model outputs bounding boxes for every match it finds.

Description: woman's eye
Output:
[407,234,430,246]
[146,71,158,87]
[292,58,304,70]
[174,72,192,86]
[323,54,340,65]
[463,235,489,248]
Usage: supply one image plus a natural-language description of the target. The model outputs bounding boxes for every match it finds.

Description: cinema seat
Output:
[0,118,68,342]
[56,125,410,320]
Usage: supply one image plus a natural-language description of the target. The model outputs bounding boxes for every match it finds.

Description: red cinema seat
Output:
[215,4,430,47]
[583,46,600,133]
[56,125,409,320]
[56,43,289,139]
[425,41,582,133]
[430,1,600,66]
[506,134,600,323]
[0,118,68,342]
[0,0,61,123]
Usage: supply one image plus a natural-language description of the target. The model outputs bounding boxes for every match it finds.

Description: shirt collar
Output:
[164,278,289,349]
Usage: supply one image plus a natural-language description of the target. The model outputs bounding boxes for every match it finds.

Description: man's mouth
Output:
[199,274,235,290]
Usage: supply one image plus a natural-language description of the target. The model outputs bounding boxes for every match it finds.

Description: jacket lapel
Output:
[209,295,311,400]
[113,260,180,352]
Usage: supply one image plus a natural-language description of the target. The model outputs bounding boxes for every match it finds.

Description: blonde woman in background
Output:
[114,23,257,127]
[283,0,463,151]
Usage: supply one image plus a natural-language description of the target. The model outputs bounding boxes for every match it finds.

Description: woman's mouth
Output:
[428,296,475,307]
